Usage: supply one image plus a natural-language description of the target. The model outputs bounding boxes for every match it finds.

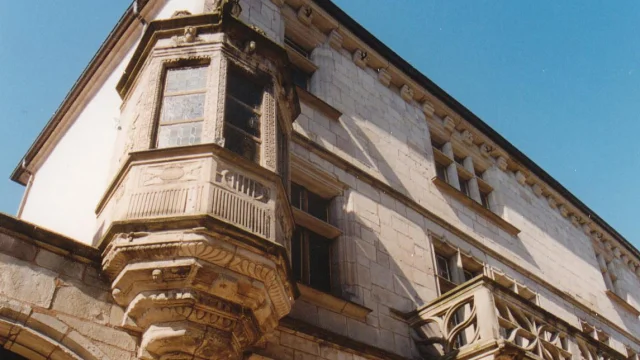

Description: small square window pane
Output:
[224,125,260,162]
[225,98,261,137]
[165,66,207,93]
[291,183,303,209]
[436,255,451,281]
[160,93,205,123]
[157,122,202,148]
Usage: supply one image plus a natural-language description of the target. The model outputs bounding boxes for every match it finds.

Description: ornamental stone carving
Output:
[548,196,558,209]
[532,183,543,197]
[297,5,313,26]
[497,156,508,171]
[378,68,391,87]
[480,143,492,157]
[461,129,474,145]
[422,101,435,119]
[353,49,368,69]
[443,115,456,132]
[559,205,569,218]
[102,231,295,360]
[515,170,527,185]
[327,29,343,50]
[400,84,414,102]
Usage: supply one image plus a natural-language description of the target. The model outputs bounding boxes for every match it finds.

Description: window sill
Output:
[432,177,520,236]
[298,283,372,321]
[292,207,342,239]
[296,86,342,121]
[285,45,318,74]
[606,290,640,317]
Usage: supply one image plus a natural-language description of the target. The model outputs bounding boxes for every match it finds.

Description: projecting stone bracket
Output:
[102,230,295,360]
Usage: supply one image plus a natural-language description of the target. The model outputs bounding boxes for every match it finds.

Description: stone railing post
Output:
[474,285,500,342]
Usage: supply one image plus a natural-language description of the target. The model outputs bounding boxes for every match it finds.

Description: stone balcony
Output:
[95,144,297,360]
[402,276,626,360]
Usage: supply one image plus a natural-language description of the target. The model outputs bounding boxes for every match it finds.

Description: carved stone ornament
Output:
[532,183,543,197]
[422,101,435,118]
[378,68,391,87]
[400,84,414,102]
[571,214,581,227]
[297,5,313,26]
[480,143,493,157]
[172,26,199,46]
[229,0,243,17]
[547,196,558,209]
[103,231,294,360]
[353,49,368,69]
[582,223,592,236]
[515,170,527,185]
[443,115,456,132]
[497,156,508,171]
[461,129,474,145]
[559,205,569,218]
[327,29,343,50]
[171,10,193,18]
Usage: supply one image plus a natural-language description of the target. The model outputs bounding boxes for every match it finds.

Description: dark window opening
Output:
[436,163,448,182]
[291,182,330,222]
[459,178,470,197]
[292,227,332,292]
[291,65,311,90]
[285,36,311,58]
[480,191,490,209]
[224,66,265,162]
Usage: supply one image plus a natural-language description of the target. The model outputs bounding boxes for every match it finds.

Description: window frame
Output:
[153,62,210,149]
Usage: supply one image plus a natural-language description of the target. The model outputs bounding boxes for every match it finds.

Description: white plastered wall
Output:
[19,0,206,244]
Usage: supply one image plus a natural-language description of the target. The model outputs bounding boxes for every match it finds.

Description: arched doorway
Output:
[0,347,28,360]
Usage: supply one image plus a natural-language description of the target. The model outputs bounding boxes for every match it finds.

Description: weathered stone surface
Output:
[52,280,111,324]
[35,249,85,279]
[0,233,37,262]
[57,314,136,351]
[0,253,56,308]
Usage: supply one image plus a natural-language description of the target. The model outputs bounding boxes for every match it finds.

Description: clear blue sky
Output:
[1,1,638,247]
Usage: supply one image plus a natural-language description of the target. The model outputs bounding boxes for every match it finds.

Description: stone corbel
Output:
[497,156,508,171]
[400,84,414,102]
[327,29,343,50]
[547,196,558,209]
[297,5,314,26]
[422,101,435,119]
[353,49,368,69]
[461,129,474,145]
[635,266,640,277]
[532,183,543,197]
[613,247,622,259]
[570,214,581,227]
[443,115,456,132]
[582,223,593,236]
[515,170,528,185]
[480,143,493,157]
[378,68,391,87]
[559,205,569,218]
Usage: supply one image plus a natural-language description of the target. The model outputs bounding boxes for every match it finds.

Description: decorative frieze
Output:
[400,84,414,102]
[352,49,368,69]
[378,68,391,87]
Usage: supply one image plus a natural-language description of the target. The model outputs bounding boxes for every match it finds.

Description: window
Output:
[285,36,311,58]
[459,178,471,197]
[291,182,330,222]
[291,65,311,90]
[480,191,491,209]
[224,66,265,163]
[435,162,448,182]
[156,66,207,148]
[292,227,333,292]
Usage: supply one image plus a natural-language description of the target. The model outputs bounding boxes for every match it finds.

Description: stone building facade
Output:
[1,0,639,359]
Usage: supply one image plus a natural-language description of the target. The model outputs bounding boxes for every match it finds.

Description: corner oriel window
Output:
[156,66,208,148]
[224,66,265,163]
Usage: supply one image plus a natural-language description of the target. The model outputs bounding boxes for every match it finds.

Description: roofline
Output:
[312,0,640,259]
[10,0,151,185]
[10,0,639,259]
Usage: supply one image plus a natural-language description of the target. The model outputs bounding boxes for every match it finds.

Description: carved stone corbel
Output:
[353,49,368,69]
[378,68,391,87]
[327,29,343,50]
[297,5,313,26]
[559,205,569,218]
[532,183,543,197]
[461,129,474,145]
[400,84,414,102]
[480,143,493,157]
[443,115,456,132]
[422,101,435,119]
[497,156,508,171]
[515,170,527,185]
[547,196,557,209]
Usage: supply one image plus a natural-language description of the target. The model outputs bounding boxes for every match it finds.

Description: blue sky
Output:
[0,1,638,247]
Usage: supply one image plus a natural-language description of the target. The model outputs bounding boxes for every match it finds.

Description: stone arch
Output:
[0,297,111,360]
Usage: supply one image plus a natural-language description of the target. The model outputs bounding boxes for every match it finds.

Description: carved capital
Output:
[297,5,313,26]
[378,68,391,87]
[443,115,456,132]
[400,84,414,102]
[353,49,368,69]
